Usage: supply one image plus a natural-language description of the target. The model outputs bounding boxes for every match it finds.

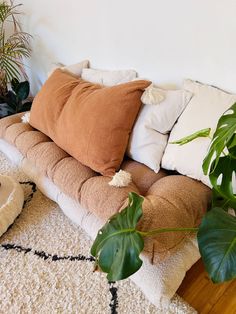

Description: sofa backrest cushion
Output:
[48,59,89,78]
[81,68,137,86]
[126,85,192,173]
[30,69,151,176]
[162,79,236,187]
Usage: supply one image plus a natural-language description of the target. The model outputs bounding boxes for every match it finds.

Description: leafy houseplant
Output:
[91,102,236,283]
[0,78,32,118]
[0,1,32,116]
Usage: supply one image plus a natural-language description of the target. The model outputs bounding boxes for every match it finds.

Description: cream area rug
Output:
[0,151,196,314]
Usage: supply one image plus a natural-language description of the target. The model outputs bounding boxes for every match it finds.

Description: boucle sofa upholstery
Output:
[0,113,211,307]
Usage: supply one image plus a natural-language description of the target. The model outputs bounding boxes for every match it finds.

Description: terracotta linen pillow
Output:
[30,69,80,138]
[30,69,151,176]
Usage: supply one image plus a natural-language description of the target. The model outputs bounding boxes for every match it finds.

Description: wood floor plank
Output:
[209,280,236,314]
[178,259,236,313]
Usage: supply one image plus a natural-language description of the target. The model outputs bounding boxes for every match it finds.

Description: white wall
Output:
[18,0,236,95]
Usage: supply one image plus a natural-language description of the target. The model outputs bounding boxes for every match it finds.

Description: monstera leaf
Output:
[203,102,236,176]
[91,192,144,281]
[198,207,236,283]
[209,154,236,205]
[170,128,211,145]
[212,189,236,210]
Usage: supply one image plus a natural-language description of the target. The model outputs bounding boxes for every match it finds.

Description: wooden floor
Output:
[177,260,236,314]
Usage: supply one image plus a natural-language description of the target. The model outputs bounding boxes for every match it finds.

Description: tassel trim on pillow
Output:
[109,170,132,187]
[141,84,165,106]
[21,112,30,124]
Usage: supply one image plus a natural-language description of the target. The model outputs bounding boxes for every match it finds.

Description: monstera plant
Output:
[91,102,236,283]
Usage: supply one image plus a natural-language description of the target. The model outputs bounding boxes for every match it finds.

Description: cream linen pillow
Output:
[162,79,236,187]
[81,68,137,86]
[127,86,192,172]
[48,60,89,77]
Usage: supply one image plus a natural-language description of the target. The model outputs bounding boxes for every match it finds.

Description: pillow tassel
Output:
[21,112,30,124]
[108,170,132,187]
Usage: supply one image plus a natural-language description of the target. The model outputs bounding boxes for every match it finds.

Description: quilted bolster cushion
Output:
[0,114,211,262]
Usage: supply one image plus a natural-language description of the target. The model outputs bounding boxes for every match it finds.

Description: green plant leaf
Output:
[203,103,236,175]
[4,90,17,110]
[228,135,236,151]
[209,155,236,205]
[0,52,22,83]
[0,3,22,23]
[15,81,29,100]
[198,207,236,283]
[18,101,32,112]
[11,77,20,93]
[91,192,144,281]
[170,128,211,145]
[212,189,236,211]
[0,102,15,118]
[0,2,32,87]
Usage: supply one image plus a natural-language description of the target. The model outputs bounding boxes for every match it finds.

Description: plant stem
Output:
[138,227,199,237]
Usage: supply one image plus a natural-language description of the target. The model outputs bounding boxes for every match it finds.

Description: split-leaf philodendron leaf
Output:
[198,207,236,283]
[90,192,144,281]
[209,154,236,206]
[203,103,236,203]
[170,128,211,145]
[203,102,236,176]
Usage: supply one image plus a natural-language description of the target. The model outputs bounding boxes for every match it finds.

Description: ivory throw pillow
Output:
[30,69,151,176]
[162,79,236,186]
[48,60,89,77]
[127,86,192,172]
[81,68,137,86]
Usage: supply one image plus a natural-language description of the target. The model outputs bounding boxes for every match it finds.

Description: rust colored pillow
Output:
[30,69,151,176]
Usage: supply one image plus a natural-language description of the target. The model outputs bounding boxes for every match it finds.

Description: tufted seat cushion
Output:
[0,113,212,263]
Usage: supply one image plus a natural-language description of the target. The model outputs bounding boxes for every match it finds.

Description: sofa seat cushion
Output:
[122,159,168,195]
[140,175,211,262]
[0,114,167,204]
[0,113,211,262]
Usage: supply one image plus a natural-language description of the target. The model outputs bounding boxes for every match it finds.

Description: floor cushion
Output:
[0,113,212,307]
[0,175,24,237]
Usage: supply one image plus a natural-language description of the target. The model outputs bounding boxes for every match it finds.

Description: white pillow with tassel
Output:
[127,85,192,173]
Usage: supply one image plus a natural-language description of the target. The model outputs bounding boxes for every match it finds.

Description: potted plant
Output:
[0,1,32,118]
[91,103,236,284]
